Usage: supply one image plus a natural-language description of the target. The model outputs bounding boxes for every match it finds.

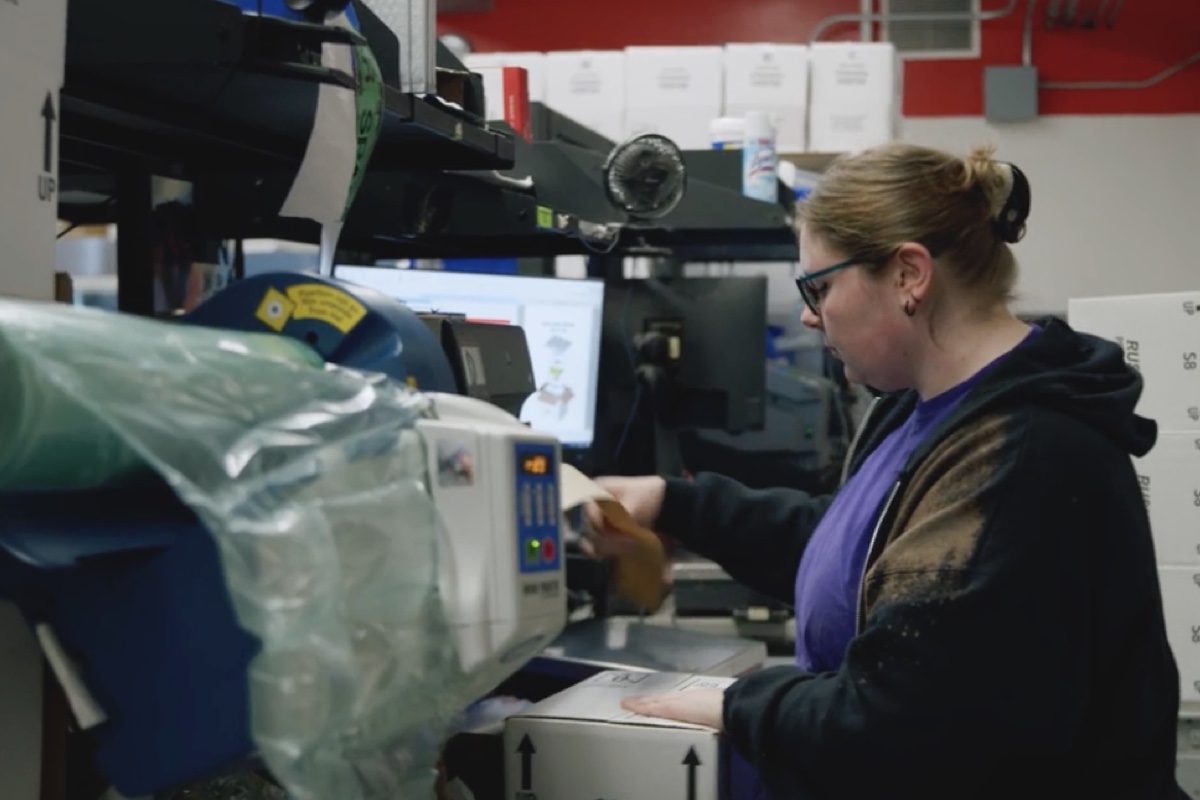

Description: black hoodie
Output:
[656,319,1185,800]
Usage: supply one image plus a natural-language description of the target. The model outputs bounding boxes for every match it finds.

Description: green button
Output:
[525,539,540,564]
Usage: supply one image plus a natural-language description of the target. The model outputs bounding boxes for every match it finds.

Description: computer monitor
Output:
[335,266,606,453]
[594,276,768,477]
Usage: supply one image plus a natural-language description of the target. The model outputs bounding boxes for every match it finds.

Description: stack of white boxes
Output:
[1067,292,1200,726]
[462,42,900,155]
[807,42,899,154]
[722,43,809,153]
[623,46,724,150]
[543,50,626,143]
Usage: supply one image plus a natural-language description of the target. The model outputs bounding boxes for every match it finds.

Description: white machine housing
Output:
[418,393,567,698]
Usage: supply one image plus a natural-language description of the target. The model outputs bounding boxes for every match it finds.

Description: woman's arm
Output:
[656,472,834,604]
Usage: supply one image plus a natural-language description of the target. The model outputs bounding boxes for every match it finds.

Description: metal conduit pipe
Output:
[809,0,1197,93]
[1027,0,1199,89]
[1040,49,1200,89]
[1023,0,1039,65]
[1105,0,1125,28]
[807,0,1022,45]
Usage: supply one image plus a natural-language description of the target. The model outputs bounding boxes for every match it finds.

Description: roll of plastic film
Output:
[0,332,143,491]
[0,315,324,491]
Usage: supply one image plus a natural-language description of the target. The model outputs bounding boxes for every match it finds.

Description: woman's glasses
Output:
[794,256,872,315]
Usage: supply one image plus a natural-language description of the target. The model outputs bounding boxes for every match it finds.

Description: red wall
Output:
[439,0,1200,116]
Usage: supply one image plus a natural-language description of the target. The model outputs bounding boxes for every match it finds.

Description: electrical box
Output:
[984,65,1039,123]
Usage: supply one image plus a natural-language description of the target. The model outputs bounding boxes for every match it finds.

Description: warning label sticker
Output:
[254,283,368,334]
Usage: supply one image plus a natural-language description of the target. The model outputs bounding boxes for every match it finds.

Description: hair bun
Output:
[961,146,1030,244]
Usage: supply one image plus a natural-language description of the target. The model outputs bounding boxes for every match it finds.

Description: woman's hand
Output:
[579,475,667,558]
[621,688,726,731]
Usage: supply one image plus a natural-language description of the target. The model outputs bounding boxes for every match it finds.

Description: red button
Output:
[540,537,556,562]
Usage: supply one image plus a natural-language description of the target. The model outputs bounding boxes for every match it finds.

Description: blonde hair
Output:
[800,142,1028,305]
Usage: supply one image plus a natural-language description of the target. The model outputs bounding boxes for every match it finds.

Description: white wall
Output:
[899,114,1200,315]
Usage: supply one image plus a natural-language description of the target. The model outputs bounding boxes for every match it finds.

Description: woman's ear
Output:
[893,242,935,302]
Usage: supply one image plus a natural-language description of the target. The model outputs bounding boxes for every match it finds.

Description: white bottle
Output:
[710,117,746,150]
[742,110,778,203]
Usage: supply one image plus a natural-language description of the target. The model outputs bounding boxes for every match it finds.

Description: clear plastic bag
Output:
[0,299,473,800]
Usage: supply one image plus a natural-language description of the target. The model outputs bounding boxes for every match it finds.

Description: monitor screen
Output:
[335,266,606,449]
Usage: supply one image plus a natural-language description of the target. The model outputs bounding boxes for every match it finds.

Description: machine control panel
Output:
[514,443,560,575]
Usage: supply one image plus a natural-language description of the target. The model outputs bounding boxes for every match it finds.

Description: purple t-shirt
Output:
[792,328,1038,672]
[792,382,970,671]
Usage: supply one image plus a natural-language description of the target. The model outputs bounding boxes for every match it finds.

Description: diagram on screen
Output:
[523,334,576,421]
[518,301,597,444]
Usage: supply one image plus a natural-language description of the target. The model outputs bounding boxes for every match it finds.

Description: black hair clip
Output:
[993,162,1031,244]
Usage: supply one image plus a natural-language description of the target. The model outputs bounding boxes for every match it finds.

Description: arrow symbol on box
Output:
[517,733,536,791]
[683,746,701,800]
[41,92,56,175]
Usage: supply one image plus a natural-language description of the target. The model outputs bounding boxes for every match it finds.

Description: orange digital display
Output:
[522,454,549,475]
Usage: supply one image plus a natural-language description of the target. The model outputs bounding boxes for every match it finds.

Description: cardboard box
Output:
[0,604,44,800]
[1158,568,1200,703]
[624,46,724,150]
[465,52,547,103]
[625,46,724,110]
[1068,291,1200,432]
[723,43,809,152]
[504,670,737,800]
[0,52,64,303]
[623,107,714,150]
[808,42,899,109]
[0,0,68,81]
[1134,432,1200,565]
[808,103,894,154]
[475,66,531,140]
[545,50,626,143]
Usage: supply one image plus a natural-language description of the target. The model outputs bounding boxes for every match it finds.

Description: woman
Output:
[584,143,1184,799]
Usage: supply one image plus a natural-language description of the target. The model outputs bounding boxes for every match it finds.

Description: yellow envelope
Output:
[559,464,667,613]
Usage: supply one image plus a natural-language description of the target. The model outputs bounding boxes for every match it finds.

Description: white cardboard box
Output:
[504,670,736,800]
[0,0,67,81]
[724,43,809,152]
[1068,291,1200,432]
[544,50,626,142]
[0,49,62,303]
[1158,567,1200,703]
[808,102,894,154]
[0,604,44,800]
[465,52,547,103]
[624,46,725,150]
[723,43,809,110]
[1135,431,1200,565]
[624,107,714,150]
[808,42,899,109]
[625,46,724,110]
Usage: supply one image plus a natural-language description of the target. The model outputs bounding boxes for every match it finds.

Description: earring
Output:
[903,298,917,317]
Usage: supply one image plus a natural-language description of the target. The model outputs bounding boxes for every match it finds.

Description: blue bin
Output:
[0,485,261,796]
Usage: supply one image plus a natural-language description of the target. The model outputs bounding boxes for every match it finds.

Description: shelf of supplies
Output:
[180,167,615,260]
[57,0,512,189]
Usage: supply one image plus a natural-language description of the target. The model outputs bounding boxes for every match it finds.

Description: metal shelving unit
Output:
[54,1,801,315]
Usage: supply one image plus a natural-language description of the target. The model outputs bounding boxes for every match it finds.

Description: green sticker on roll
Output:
[345,42,385,217]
